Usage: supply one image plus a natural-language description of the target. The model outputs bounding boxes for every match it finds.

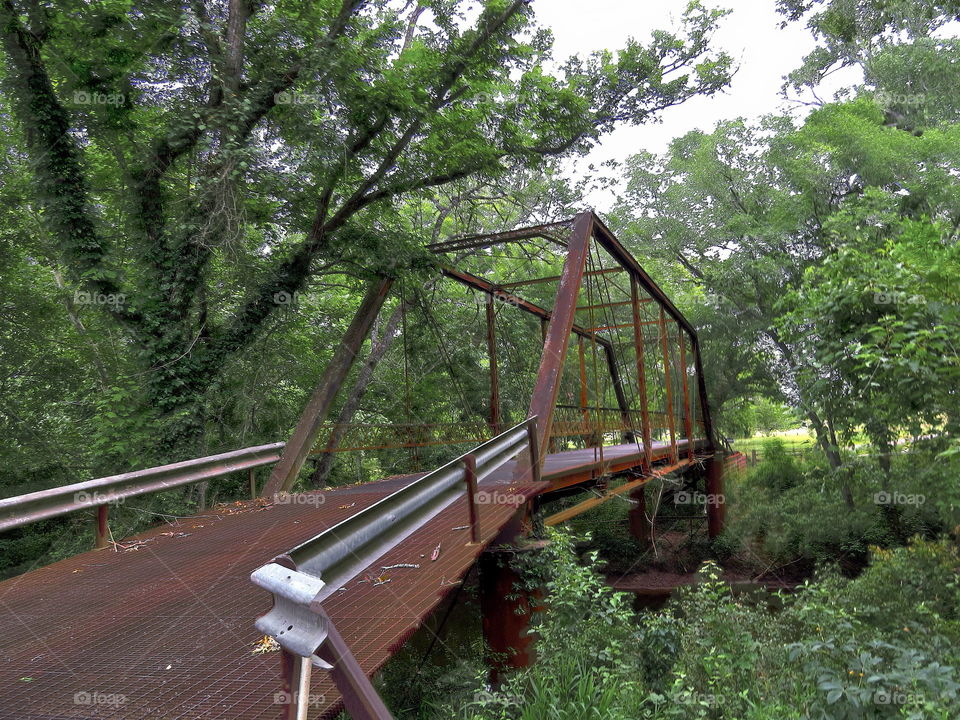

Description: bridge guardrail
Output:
[0,442,286,544]
[250,416,540,720]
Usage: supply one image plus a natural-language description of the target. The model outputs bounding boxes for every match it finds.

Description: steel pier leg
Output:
[478,547,534,684]
[706,454,725,539]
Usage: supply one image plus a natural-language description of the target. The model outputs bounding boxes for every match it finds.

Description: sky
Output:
[531,0,860,210]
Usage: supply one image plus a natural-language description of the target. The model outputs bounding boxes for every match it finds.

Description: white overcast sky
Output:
[532,0,860,209]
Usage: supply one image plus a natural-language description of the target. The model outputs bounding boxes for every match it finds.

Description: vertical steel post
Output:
[630,276,654,467]
[94,504,109,549]
[659,307,678,464]
[678,329,694,461]
[486,301,502,436]
[248,467,258,499]
[691,336,716,449]
[578,337,590,446]
[603,344,633,441]
[263,277,394,497]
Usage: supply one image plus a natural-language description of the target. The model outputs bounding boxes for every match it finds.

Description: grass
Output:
[730,431,817,454]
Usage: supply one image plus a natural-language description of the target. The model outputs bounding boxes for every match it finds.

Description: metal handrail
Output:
[0,442,285,533]
[250,417,539,720]
[277,416,537,603]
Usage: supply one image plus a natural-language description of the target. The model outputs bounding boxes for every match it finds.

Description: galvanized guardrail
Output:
[250,417,539,720]
[0,442,285,545]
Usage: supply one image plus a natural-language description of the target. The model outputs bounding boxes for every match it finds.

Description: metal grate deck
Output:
[0,442,686,719]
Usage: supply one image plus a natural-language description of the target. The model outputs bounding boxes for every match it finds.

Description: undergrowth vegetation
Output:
[716,439,958,576]
[389,528,960,720]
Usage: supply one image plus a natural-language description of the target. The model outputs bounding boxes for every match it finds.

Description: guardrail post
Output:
[94,504,109,549]
[525,419,541,485]
[249,468,258,499]
[463,454,480,544]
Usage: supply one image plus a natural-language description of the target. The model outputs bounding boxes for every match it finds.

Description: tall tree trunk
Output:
[310,300,408,487]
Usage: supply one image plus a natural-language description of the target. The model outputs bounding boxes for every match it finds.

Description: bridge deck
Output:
[0,440,698,719]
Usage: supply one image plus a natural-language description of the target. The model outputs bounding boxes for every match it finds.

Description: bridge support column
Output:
[478,546,536,684]
[478,502,539,684]
[627,486,650,544]
[705,455,725,539]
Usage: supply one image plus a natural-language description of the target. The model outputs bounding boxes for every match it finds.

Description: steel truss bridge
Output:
[0,212,725,719]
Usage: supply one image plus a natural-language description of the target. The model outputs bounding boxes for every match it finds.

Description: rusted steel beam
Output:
[525,212,595,462]
[486,301,502,435]
[575,299,645,311]
[427,221,573,254]
[678,329,695,461]
[659,306,679,464]
[588,214,698,339]
[499,266,623,290]
[578,338,590,445]
[543,458,693,526]
[263,277,394,497]
[631,276,654,467]
[583,322,635,333]
[316,608,396,720]
[441,267,616,352]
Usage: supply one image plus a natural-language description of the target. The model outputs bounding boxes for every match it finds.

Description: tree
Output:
[0,0,733,459]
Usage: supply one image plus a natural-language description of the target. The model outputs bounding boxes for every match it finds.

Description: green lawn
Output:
[729,431,817,454]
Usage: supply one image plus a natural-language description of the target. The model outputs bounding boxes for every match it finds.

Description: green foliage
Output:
[428,528,647,719]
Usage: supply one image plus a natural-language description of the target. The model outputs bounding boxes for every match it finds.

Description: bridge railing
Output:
[250,416,540,720]
[0,442,285,547]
